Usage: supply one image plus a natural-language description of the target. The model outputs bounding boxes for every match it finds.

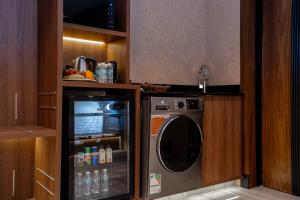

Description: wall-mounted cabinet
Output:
[62,0,130,83]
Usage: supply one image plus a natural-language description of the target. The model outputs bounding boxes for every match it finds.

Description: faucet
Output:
[198,65,209,93]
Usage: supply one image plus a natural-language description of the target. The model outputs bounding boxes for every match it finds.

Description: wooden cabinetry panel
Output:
[36,183,55,200]
[241,0,257,187]
[0,0,37,127]
[0,140,17,200]
[15,139,35,200]
[201,96,242,186]
[262,0,292,193]
[0,139,35,200]
[35,137,57,200]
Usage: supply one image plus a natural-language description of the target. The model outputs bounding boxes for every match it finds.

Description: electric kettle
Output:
[73,56,97,72]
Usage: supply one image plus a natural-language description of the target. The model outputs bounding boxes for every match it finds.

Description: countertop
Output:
[141,85,242,97]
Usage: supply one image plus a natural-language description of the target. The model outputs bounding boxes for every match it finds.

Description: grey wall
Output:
[130,0,240,86]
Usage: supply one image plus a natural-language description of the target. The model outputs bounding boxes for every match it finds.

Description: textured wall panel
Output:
[130,0,240,86]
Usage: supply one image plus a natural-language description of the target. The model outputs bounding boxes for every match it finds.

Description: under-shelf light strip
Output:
[63,36,105,45]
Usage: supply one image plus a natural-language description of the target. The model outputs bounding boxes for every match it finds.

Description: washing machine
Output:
[141,94,204,200]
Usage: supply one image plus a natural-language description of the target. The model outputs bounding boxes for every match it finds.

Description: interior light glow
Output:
[226,196,240,200]
[63,36,105,45]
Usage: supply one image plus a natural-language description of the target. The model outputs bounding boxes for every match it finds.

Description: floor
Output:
[157,186,300,200]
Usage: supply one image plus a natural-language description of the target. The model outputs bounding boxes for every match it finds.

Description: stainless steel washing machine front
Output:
[141,96,204,200]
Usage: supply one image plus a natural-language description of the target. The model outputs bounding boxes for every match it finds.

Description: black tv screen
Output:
[63,0,115,29]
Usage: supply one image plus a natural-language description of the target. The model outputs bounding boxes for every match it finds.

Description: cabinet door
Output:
[201,96,242,186]
[0,140,17,200]
[15,139,35,200]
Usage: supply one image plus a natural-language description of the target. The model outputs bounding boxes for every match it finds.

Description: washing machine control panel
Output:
[186,99,200,109]
[175,99,202,110]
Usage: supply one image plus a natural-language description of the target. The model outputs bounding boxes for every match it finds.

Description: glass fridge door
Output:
[68,98,132,200]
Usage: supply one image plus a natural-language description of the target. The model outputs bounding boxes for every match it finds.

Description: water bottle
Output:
[106,63,113,84]
[83,171,92,196]
[101,169,110,192]
[95,63,107,83]
[75,172,83,197]
[92,170,100,194]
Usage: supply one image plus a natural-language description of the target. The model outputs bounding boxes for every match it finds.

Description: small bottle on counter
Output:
[105,145,113,163]
[99,146,106,164]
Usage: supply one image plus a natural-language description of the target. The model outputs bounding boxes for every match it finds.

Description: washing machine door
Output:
[157,115,203,173]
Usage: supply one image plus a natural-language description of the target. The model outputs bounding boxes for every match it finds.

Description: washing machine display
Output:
[157,115,202,172]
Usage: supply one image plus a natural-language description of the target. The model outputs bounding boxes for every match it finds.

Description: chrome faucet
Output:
[198,65,209,93]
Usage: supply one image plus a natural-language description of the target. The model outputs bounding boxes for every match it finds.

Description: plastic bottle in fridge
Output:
[106,145,113,163]
[99,146,106,164]
[92,170,100,194]
[101,168,110,192]
[75,172,83,197]
[83,171,92,196]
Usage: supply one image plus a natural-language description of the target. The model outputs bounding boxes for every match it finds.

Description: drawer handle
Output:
[12,169,15,197]
[14,93,18,120]
[37,181,55,197]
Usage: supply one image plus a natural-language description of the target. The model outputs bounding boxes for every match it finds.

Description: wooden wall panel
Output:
[240,0,257,187]
[201,96,242,186]
[108,38,128,83]
[63,40,107,66]
[262,0,292,193]
[38,0,63,199]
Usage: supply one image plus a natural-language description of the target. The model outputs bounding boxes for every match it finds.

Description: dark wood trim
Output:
[240,0,257,188]
[292,0,300,195]
[262,0,292,193]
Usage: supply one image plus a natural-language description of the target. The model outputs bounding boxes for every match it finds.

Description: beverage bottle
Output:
[91,146,98,166]
[83,171,92,196]
[84,147,91,166]
[99,146,106,164]
[106,63,113,83]
[95,63,106,83]
[92,170,100,194]
[101,169,110,192]
[106,145,113,163]
[75,172,83,197]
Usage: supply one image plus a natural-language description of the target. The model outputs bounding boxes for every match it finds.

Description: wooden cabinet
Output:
[0,139,35,200]
[0,0,37,127]
[201,95,242,186]
[0,140,16,200]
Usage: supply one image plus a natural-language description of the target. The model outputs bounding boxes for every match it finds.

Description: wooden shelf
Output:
[0,126,56,140]
[62,81,140,90]
[63,22,127,43]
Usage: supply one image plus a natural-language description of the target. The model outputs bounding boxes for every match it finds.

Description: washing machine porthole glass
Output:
[157,115,202,172]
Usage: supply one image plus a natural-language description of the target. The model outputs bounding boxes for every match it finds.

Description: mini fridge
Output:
[61,89,135,200]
